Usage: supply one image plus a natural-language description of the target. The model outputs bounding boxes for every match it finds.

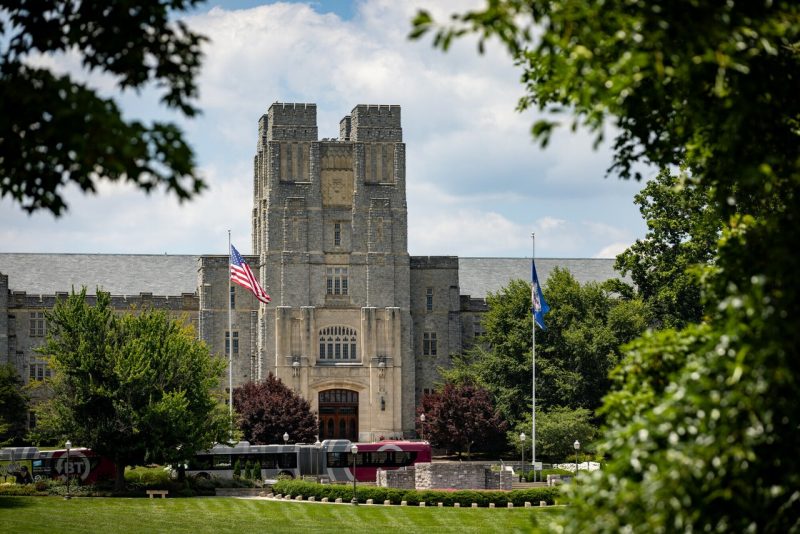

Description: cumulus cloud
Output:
[1,0,649,258]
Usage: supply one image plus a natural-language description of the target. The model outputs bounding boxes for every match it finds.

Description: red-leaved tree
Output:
[233,373,318,444]
[417,381,507,458]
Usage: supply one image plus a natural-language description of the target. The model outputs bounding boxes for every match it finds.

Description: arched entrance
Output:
[318,389,358,441]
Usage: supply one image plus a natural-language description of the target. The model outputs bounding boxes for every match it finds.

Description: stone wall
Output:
[376,467,415,490]
[372,463,507,491]
[409,256,462,404]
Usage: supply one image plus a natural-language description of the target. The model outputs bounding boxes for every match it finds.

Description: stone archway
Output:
[318,389,358,441]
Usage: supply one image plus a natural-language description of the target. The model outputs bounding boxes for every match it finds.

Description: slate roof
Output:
[0,254,199,296]
[0,254,620,300]
[458,257,620,298]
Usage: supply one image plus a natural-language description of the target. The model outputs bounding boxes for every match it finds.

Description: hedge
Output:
[271,480,561,507]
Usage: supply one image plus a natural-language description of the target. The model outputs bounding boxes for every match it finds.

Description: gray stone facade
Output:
[0,102,624,439]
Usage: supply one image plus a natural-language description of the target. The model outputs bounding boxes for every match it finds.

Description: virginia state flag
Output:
[531,259,550,330]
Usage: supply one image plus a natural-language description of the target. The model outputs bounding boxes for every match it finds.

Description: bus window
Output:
[189,455,213,470]
[213,455,232,468]
[278,453,297,469]
[326,452,349,468]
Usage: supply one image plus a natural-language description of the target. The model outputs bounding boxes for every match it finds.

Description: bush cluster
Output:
[271,480,560,507]
[523,468,573,482]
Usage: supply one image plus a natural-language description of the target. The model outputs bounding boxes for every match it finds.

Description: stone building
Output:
[0,102,622,441]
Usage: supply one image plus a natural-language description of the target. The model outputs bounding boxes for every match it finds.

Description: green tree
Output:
[0,0,207,215]
[35,289,231,491]
[413,2,800,530]
[446,271,648,425]
[615,169,721,329]
[233,374,318,445]
[510,407,598,463]
[417,381,507,458]
[0,364,28,446]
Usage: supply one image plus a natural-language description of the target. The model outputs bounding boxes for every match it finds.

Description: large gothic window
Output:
[318,326,357,361]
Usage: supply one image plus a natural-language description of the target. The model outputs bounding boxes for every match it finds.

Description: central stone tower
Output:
[251,103,413,441]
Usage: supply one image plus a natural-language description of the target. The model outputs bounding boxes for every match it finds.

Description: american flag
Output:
[230,245,271,304]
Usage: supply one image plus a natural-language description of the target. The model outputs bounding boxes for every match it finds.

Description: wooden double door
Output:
[319,389,358,441]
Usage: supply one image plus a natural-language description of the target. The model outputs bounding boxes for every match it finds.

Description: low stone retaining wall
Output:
[377,463,512,491]
[377,468,415,489]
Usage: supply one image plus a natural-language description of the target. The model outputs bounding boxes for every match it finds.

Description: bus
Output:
[186,439,431,483]
[0,446,115,484]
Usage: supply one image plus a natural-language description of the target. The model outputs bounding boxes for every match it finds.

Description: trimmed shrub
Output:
[271,480,561,507]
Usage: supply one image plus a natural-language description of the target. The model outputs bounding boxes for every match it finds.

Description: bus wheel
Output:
[278,471,294,480]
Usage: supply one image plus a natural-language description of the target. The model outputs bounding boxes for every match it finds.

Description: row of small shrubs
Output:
[272,480,561,507]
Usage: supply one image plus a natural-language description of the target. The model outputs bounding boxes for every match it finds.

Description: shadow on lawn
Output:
[0,496,34,510]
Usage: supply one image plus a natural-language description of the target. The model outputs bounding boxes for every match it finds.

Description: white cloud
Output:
[1,0,649,259]
[593,242,630,259]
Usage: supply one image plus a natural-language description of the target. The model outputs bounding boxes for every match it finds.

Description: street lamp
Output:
[350,443,359,505]
[519,432,526,481]
[573,440,580,478]
[283,432,289,445]
[64,439,72,500]
[419,413,426,441]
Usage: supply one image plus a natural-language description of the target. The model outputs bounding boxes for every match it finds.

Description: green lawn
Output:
[0,496,562,533]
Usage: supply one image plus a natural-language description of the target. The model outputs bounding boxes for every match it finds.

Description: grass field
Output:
[0,496,562,533]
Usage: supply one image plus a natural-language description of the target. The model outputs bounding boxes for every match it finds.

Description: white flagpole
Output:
[228,230,233,420]
[531,232,536,478]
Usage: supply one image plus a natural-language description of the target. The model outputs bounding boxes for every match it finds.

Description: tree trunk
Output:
[114,456,126,493]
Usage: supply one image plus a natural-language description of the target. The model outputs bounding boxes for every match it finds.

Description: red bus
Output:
[322,440,431,482]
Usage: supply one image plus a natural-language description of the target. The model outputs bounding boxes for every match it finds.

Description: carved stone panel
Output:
[321,170,353,207]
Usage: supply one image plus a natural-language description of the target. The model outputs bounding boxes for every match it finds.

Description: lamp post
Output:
[419,414,426,441]
[314,438,321,479]
[573,440,580,478]
[283,432,289,445]
[520,432,526,481]
[65,439,72,500]
[350,443,359,505]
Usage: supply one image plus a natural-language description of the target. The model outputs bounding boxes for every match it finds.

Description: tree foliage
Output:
[35,289,230,490]
[510,406,598,463]
[233,373,318,445]
[414,1,800,530]
[0,0,207,215]
[0,364,28,446]
[417,381,507,458]
[615,169,721,329]
[445,271,648,426]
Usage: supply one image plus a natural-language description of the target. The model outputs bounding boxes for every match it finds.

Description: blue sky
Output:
[0,1,650,258]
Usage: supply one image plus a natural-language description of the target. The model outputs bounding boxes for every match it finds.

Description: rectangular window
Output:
[29,312,45,337]
[426,288,433,312]
[230,286,236,309]
[326,267,349,296]
[225,331,239,355]
[29,359,50,382]
[334,223,341,247]
[423,332,437,356]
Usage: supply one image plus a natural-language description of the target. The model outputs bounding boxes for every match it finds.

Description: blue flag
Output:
[531,260,550,330]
